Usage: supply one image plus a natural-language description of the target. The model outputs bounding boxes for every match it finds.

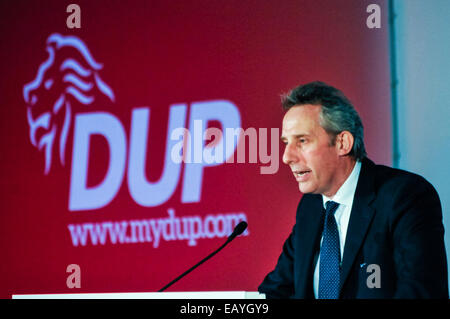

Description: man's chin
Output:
[298,182,317,194]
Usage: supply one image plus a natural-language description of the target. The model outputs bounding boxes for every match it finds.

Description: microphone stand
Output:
[158,222,247,292]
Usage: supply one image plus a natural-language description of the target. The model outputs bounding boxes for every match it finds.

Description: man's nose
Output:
[282,143,299,165]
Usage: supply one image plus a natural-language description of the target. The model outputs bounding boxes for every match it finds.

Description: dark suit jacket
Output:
[258,157,448,298]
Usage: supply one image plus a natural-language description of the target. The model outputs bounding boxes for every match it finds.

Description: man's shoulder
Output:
[363,158,438,200]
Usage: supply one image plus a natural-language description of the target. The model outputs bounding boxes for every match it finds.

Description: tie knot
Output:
[325,201,339,215]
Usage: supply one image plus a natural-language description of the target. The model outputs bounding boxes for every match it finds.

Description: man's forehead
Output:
[283,104,321,118]
[282,105,321,130]
[281,122,315,141]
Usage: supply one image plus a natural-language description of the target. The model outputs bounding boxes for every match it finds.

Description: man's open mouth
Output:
[293,170,312,181]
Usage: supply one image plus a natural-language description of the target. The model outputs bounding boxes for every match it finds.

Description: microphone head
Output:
[234,221,248,236]
[228,221,247,240]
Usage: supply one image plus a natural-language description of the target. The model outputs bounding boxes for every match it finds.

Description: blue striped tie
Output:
[318,200,341,299]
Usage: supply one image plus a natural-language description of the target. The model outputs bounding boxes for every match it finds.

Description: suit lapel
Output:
[340,158,376,292]
[295,194,324,297]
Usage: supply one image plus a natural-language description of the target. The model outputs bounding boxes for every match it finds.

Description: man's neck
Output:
[323,158,357,198]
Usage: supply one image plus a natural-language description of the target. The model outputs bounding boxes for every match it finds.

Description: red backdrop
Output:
[0,0,391,298]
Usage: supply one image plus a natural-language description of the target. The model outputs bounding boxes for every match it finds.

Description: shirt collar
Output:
[322,160,362,208]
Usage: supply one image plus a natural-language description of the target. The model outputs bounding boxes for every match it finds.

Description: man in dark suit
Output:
[258,81,448,299]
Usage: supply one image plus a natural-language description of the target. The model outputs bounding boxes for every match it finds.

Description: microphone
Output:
[226,220,248,242]
[158,221,248,292]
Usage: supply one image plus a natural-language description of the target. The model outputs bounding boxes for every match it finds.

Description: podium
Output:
[12,291,265,299]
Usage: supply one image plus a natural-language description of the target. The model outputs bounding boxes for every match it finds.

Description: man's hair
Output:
[281,81,366,160]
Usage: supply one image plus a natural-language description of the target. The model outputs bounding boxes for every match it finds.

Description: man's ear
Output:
[336,131,354,156]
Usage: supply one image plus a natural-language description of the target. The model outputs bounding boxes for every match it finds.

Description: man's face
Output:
[281,104,341,196]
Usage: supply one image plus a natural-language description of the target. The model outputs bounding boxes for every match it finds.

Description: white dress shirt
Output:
[313,160,362,298]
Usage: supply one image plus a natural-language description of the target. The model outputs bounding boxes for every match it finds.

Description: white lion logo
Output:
[23,33,115,174]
